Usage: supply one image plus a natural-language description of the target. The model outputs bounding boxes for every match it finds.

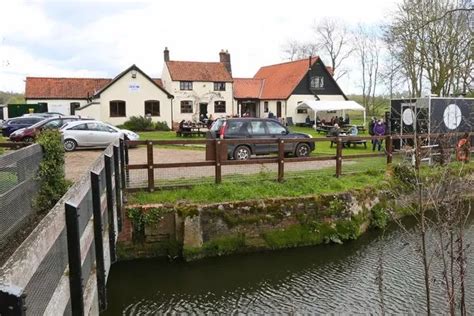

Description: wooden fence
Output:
[126,132,471,192]
[0,138,127,315]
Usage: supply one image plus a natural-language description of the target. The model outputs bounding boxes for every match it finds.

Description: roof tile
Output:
[233,78,264,99]
[25,77,111,99]
[166,61,232,82]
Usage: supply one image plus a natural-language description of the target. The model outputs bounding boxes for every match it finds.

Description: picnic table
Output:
[176,123,208,137]
[328,133,368,148]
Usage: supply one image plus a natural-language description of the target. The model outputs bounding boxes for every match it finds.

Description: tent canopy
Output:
[296,100,366,125]
[296,100,365,112]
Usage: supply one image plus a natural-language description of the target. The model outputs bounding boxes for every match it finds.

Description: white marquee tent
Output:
[296,100,366,125]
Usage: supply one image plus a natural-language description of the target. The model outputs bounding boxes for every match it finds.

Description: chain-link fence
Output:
[0,144,42,249]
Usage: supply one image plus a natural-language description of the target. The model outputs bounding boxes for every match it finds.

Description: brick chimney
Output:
[164,47,170,62]
[219,49,232,75]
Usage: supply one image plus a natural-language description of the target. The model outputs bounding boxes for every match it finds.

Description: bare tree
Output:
[312,18,354,81]
[353,25,382,116]
[384,0,473,97]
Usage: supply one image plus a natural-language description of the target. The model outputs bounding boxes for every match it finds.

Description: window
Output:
[264,101,269,113]
[69,123,87,131]
[297,109,308,114]
[70,102,80,115]
[250,121,266,134]
[144,100,160,116]
[214,82,226,91]
[310,76,324,89]
[214,101,226,113]
[110,100,126,117]
[180,100,193,113]
[180,81,193,90]
[266,121,286,134]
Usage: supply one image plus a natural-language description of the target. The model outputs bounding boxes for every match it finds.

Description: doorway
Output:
[199,103,208,121]
[276,101,282,118]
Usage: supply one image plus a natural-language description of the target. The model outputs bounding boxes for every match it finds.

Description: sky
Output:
[0,0,400,94]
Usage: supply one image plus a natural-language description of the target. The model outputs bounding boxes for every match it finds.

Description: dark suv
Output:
[207,118,314,160]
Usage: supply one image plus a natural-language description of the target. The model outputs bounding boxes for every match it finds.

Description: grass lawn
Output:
[128,156,390,205]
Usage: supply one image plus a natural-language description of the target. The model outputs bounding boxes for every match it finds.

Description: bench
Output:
[329,139,367,148]
[176,130,206,137]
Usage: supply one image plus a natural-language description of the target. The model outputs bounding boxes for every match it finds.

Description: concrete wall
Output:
[161,64,234,123]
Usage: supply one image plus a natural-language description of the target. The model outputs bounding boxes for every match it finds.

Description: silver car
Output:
[61,120,139,151]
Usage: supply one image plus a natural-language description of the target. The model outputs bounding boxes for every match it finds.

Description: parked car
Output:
[60,120,139,151]
[207,118,314,160]
[1,116,45,137]
[22,112,63,118]
[9,116,91,142]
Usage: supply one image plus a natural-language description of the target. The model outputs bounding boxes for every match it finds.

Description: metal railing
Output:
[0,138,127,315]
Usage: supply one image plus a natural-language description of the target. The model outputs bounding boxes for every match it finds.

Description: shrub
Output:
[35,130,69,212]
[123,116,155,131]
[155,121,170,131]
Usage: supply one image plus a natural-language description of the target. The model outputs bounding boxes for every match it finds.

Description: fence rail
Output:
[126,132,472,191]
[0,138,126,315]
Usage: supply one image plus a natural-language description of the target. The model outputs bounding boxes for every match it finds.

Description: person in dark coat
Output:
[372,119,386,151]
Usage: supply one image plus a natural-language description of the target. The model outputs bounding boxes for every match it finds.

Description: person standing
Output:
[372,119,386,151]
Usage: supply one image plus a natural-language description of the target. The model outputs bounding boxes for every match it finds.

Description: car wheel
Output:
[23,137,34,143]
[64,139,77,152]
[233,145,251,160]
[295,143,310,157]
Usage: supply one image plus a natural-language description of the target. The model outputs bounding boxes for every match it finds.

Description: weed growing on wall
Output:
[35,130,69,212]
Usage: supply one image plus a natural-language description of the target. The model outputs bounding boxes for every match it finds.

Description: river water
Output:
[104,220,474,314]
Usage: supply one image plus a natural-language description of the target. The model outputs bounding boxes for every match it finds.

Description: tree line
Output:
[281,0,473,116]
[0,91,25,105]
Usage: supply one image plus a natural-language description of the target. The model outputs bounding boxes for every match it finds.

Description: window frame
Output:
[213,82,226,91]
[310,76,324,89]
[180,81,193,90]
[264,101,269,113]
[109,100,126,117]
[180,100,193,113]
[144,100,160,116]
[214,101,226,113]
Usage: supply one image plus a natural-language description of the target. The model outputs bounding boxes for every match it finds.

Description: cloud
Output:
[0,0,400,93]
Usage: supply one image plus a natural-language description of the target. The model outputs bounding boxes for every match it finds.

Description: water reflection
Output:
[104,220,474,314]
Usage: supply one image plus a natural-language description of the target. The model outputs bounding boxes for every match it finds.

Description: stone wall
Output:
[120,187,383,261]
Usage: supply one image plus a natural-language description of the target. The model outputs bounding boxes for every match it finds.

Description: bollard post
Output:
[113,145,122,232]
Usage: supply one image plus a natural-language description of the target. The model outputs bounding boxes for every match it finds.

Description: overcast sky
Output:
[0,0,399,94]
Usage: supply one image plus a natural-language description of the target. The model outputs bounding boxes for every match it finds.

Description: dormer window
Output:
[310,76,324,89]
[180,81,193,90]
[214,82,226,91]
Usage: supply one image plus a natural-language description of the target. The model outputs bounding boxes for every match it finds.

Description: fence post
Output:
[90,172,107,312]
[124,140,130,187]
[113,145,122,232]
[415,135,421,170]
[0,288,26,316]
[278,139,285,182]
[386,135,393,165]
[335,137,342,178]
[215,140,222,184]
[119,139,126,190]
[147,141,154,192]
[65,202,84,316]
[104,154,117,263]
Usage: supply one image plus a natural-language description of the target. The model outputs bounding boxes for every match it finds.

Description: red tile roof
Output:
[25,77,111,99]
[25,76,166,99]
[166,61,232,82]
[233,78,264,99]
[253,57,318,99]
